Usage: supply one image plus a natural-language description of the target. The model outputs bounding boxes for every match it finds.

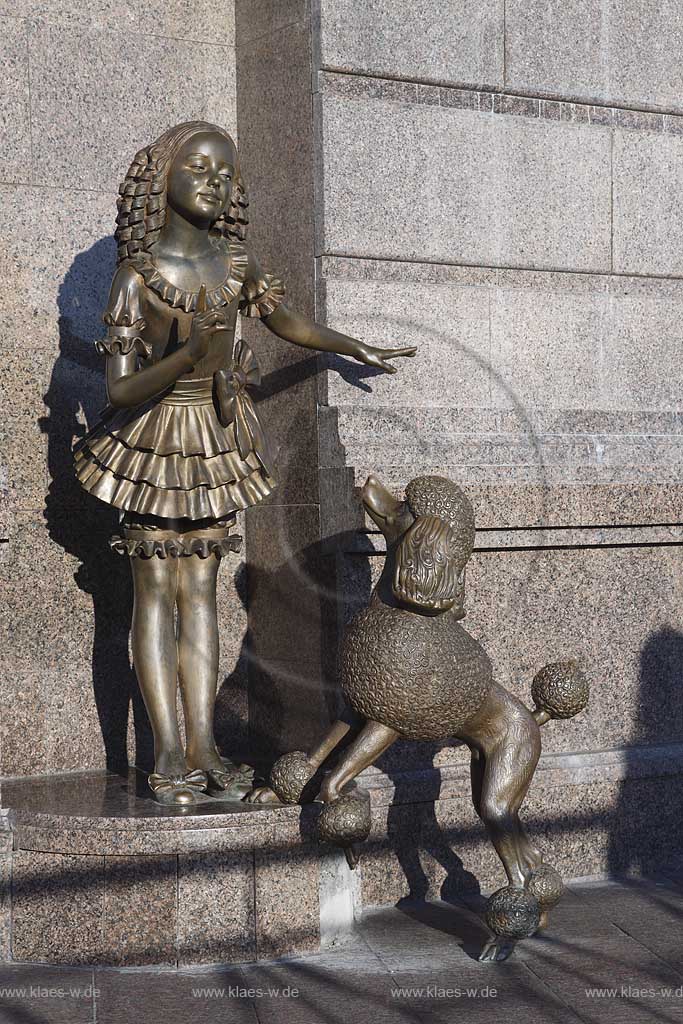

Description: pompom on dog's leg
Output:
[245,704,375,805]
[244,716,359,804]
[317,719,399,868]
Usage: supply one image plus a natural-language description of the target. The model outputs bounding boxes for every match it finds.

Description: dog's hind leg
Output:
[470,745,541,875]
[475,733,540,889]
[320,719,399,803]
[459,683,541,888]
[458,684,544,961]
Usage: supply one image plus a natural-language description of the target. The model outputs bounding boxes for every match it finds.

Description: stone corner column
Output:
[235,0,342,761]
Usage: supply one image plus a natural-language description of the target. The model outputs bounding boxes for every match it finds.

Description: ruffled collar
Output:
[128,239,248,314]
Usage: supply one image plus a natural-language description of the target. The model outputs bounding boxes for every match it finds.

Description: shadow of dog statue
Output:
[246,474,589,962]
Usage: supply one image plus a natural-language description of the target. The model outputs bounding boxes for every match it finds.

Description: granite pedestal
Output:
[0,771,335,967]
[2,741,682,968]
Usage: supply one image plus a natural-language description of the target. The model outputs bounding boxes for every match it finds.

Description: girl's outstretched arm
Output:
[262,304,416,373]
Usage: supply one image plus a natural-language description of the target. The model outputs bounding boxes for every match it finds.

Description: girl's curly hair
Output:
[115,120,248,264]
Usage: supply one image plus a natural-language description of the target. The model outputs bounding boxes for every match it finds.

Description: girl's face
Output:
[166,132,237,225]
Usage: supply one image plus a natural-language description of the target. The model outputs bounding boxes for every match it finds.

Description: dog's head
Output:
[361,474,475,614]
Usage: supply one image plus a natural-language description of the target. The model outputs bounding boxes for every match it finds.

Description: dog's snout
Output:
[361,474,379,501]
[362,475,391,514]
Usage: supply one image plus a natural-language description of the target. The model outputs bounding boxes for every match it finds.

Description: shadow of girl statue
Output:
[39,236,153,773]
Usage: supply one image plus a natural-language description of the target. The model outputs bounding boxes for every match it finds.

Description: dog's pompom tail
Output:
[530,660,589,725]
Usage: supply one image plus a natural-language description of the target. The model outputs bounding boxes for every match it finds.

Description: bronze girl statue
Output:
[74,120,415,806]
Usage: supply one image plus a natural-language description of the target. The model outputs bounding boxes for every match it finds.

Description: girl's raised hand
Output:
[186,284,231,365]
[354,343,417,374]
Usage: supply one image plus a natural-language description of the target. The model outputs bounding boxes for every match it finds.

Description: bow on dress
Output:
[213,339,274,473]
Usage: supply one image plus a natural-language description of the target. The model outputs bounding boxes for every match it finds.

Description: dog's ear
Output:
[393,515,462,612]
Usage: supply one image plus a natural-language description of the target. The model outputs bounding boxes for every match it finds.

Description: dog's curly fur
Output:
[393,514,463,612]
[405,475,476,570]
[341,600,493,739]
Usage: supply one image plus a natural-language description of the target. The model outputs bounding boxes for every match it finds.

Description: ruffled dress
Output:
[73,238,285,557]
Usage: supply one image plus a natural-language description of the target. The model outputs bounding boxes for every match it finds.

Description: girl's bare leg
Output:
[130,555,185,777]
[176,552,223,773]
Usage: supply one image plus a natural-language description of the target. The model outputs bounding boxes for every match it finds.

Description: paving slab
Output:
[523,927,683,1024]
[0,963,95,1024]
[94,967,258,1024]
[241,957,420,1024]
[2,877,682,1024]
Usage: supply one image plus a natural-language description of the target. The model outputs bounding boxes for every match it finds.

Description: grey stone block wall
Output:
[317,0,504,90]
[505,0,683,113]
[319,0,683,115]
[311,0,683,886]
[234,0,337,759]
[316,77,612,271]
[0,3,245,784]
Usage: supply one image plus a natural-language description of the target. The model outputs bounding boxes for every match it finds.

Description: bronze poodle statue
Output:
[246,474,589,961]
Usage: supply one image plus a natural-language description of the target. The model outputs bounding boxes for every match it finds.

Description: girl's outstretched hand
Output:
[354,343,417,374]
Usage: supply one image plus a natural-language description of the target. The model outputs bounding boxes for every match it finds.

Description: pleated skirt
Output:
[73,378,276,522]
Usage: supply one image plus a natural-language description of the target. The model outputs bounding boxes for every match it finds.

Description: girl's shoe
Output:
[148,768,209,805]
[206,760,254,800]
